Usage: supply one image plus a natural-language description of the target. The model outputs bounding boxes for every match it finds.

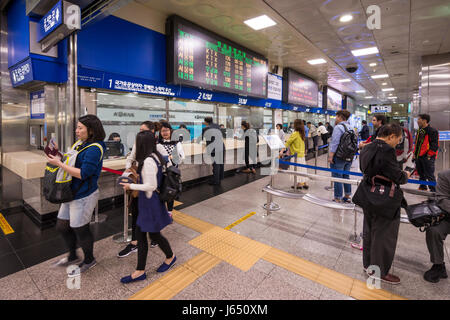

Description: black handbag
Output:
[406,200,448,232]
[352,175,404,220]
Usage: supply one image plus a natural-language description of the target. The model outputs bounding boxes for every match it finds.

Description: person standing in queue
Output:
[306,122,319,152]
[118,121,164,258]
[240,120,257,174]
[317,122,329,146]
[198,116,225,185]
[158,121,185,217]
[359,114,386,149]
[282,119,309,190]
[414,114,439,192]
[359,123,411,285]
[328,110,353,203]
[359,120,370,141]
[48,115,106,276]
[276,123,286,143]
[120,130,176,283]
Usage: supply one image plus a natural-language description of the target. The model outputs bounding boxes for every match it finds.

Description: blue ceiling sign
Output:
[9,58,33,87]
[37,1,63,42]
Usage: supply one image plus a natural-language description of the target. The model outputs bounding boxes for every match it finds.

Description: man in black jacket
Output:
[360,120,370,141]
[359,123,411,284]
[198,117,225,185]
[424,169,450,283]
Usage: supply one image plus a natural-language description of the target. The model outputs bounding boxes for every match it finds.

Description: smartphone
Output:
[404,166,415,173]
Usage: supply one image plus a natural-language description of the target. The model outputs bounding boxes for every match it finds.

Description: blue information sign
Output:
[37,1,63,42]
[9,58,33,87]
[439,131,450,141]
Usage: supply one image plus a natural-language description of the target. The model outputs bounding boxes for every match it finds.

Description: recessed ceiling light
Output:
[389,93,393,96]
[244,15,277,30]
[365,96,373,99]
[351,47,379,57]
[307,58,327,65]
[369,62,377,67]
[382,88,395,91]
[339,14,353,23]
[338,79,351,82]
[388,96,398,99]
[382,82,388,85]
[356,90,366,93]
[372,74,389,79]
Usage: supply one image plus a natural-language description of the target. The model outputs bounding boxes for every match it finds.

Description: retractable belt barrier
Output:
[102,167,132,243]
[278,159,437,186]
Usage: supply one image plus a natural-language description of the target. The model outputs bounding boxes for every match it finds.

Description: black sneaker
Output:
[424,263,448,283]
[150,241,159,248]
[117,244,138,258]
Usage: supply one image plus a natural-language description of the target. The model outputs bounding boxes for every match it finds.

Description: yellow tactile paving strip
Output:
[188,226,271,271]
[173,200,183,207]
[129,252,221,300]
[131,208,407,300]
[224,211,256,230]
[0,213,14,235]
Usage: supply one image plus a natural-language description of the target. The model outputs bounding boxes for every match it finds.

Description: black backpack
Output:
[335,123,358,162]
[151,155,182,202]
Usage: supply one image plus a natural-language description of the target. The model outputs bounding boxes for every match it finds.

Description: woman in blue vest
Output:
[119,130,176,283]
[47,115,106,277]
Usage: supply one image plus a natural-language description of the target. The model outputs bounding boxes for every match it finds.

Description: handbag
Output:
[352,175,404,220]
[406,200,448,232]
[278,149,292,170]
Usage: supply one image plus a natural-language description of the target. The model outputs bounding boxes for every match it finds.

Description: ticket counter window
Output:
[168,100,215,140]
[96,92,167,158]
[263,108,273,130]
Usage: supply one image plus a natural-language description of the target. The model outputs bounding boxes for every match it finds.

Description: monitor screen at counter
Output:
[167,15,268,99]
[282,68,319,107]
[327,87,342,111]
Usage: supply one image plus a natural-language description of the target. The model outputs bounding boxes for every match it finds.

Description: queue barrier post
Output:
[262,155,280,216]
[90,201,107,224]
[112,188,133,243]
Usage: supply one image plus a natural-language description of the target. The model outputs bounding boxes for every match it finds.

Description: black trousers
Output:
[167,200,174,212]
[416,156,437,192]
[56,219,95,264]
[130,197,139,242]
[136,226,173,271]
[321,134,328,146]
[426,220,450,265]
[363,209,400,277]
[245,147,256,169]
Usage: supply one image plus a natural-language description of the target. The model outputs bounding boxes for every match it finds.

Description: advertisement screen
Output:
[167,15,268,98]
[282,68,318,107]
[327,87,342,111]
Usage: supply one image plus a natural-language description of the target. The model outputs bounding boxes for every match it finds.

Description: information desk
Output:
[2,139,270,227]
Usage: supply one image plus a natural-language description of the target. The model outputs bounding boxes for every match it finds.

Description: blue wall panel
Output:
[7,0,29,67]
[77,16,166,83]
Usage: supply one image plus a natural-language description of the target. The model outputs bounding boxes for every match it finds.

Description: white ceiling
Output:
[113,0,450,105]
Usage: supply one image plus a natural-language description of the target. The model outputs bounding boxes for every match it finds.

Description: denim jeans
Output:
[330,156,352,199]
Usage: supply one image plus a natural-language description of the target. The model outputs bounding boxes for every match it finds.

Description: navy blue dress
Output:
[136,159,171,233]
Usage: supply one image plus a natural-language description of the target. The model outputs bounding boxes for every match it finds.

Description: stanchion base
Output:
[262,202,280,217]
[400,213,410,224]
[112,230,133,243]
[349,233,361,243]
[324,186,334,191]
[90,214,108,224]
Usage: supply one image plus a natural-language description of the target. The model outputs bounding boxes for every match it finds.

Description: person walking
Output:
[158,121,185,216]
[328,110,354,203]
[358,123,411,285]
[414,114,439,192]
[282,119,309,190]
[359,114,386,149]
[120,131,176,283]
[48,115,106,276]
[239,121,257,174]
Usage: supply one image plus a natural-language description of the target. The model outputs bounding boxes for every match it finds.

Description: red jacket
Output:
[414,125,439,158]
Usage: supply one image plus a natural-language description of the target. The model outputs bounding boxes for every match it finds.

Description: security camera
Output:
[345,64,358,73]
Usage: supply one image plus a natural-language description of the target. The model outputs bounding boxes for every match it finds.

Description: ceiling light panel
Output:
[372,74,389,79]
[307,58,327,65]
[244,15,277,30]
[351,47,379,57]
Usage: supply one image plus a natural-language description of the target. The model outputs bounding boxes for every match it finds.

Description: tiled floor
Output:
[1,154,449,300]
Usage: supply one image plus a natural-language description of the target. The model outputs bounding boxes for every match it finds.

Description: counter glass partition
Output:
[96,91,167,159]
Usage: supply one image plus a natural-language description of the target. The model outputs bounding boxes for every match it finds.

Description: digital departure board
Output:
[282,68,318,107]
[166,15,268,99]
[326,87,342,111]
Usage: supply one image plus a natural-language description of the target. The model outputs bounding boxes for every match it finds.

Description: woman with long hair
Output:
[48,115,106,276]
[119,131,176,283]
[281,119,309,189]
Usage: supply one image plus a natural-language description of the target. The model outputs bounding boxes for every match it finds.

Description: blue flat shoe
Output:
[157,256,177,273]
[120,273,146,284]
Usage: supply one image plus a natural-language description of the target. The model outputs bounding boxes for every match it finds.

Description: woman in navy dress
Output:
[119,131,176,283]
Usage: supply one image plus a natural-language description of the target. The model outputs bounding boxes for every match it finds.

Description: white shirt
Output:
[317,125,328,135]
[129,154,160,199]
[277,129,286,143]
